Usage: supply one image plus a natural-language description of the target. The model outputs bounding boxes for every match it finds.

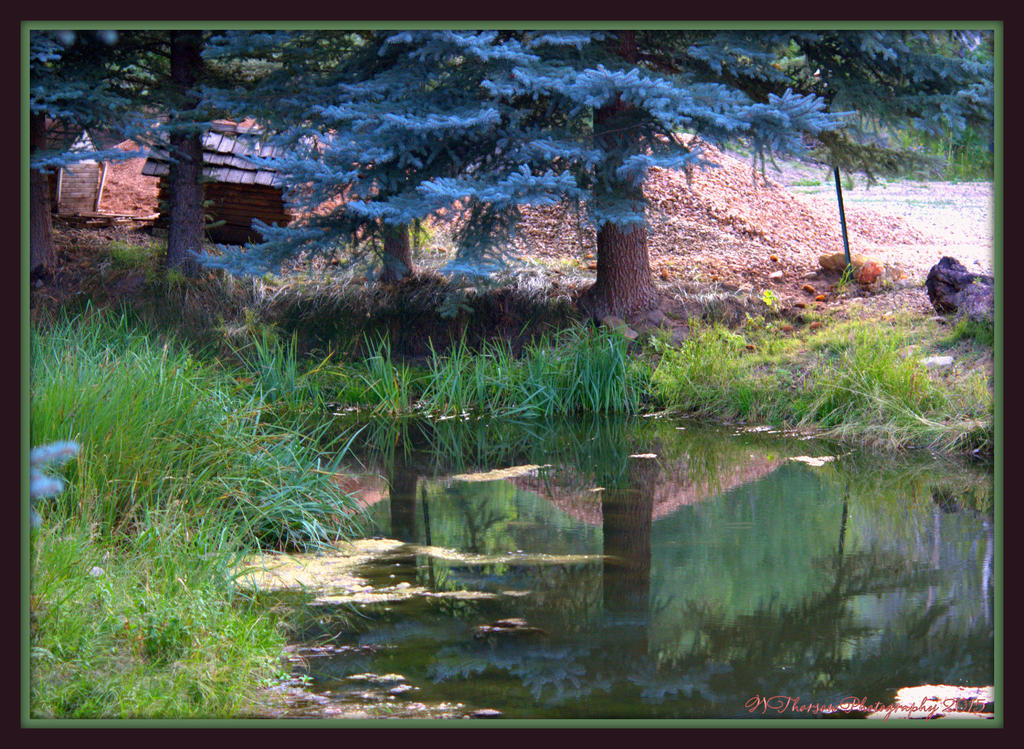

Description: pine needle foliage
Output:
[197,29,844,280]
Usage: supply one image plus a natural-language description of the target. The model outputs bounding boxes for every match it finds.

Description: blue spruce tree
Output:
[198,29,991,319]
[201,30,583,282]
[29,28,254,275]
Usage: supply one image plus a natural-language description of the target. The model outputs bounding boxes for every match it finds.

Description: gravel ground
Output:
[772,161,995,318]
[780,167,994,278]
[507,143,995,316]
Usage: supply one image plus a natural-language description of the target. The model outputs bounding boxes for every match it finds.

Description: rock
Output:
[599,315,639,341]
[921,355,954,369]
[645,308,667,326]
[819,253,848,273]
[857,260,884,285]
[925,257,994,322]
[768,270,784,280]
[801,284,817,294]
[474,617,546,639]
[819,253,892,287]
[957,284,995,324]
[470,709,503,719]
[667,328,688,347]
[494,618,529,628]
[819,252,878,273]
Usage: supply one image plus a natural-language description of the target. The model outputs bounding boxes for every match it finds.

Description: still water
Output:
[246,416,995,720]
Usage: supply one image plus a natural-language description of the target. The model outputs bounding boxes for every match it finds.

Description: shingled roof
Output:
[141,121,285,187]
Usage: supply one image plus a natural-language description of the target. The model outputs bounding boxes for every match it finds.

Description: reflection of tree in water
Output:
[601,453,658,653]
[421,489,992,716]
[316,415,993,717]
[526,563,603,634]
[638,496,991,714]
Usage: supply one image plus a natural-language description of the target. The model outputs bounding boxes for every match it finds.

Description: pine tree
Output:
[685,30,995,180]
[197,29,992,319]
[200,30,576,281]
[164,30,206,274]
[29,29,240,276]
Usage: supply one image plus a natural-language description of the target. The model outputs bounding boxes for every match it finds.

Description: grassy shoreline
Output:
[236,309,992,457]
[29,310,363,718]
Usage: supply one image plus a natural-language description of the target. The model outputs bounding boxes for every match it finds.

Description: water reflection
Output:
[275,416,994,719]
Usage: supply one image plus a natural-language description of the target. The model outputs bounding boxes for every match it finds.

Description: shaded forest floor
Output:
[64,141,994,329]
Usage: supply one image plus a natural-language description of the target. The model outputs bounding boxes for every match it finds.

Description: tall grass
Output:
[894,122,994,181]
[358,334,418,415]
[416,327,647,418]
[29,309,369,717]
[31,309,361,547]
[651,319,993,453]
[336,326,646,419]
[30,521,287,718]
[227,327,336,428]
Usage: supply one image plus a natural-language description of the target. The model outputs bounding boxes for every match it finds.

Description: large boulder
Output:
[925,257,994,322]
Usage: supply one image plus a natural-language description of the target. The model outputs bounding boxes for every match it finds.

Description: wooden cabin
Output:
[142,122,292,244]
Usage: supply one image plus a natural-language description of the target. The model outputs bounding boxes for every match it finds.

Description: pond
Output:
[240,416,995,721]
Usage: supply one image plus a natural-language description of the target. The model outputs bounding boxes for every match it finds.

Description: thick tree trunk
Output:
[164,31,204,275]
[379,223,413,282]
[583,221,658,320]
[582,30,659,320]
[30,112,56,275]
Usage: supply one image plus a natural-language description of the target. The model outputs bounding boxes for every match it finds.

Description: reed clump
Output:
[337,326,649,419]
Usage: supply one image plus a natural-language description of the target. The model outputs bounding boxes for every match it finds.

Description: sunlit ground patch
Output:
[236,538,606,597]
[234,538,407,592]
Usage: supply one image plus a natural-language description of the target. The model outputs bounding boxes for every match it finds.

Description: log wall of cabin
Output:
[154,179,292,245]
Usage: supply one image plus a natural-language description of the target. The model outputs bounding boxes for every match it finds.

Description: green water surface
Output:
[274,416,994,720]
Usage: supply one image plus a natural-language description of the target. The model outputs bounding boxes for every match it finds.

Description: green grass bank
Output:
[29,309,363,718]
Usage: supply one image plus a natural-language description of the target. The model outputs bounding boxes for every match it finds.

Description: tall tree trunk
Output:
[379,222,413,283]
[583,220,657,320]
[386,451,421,586]
[582,31,658,320]
[30,112,56,275]
[165,31,204,275]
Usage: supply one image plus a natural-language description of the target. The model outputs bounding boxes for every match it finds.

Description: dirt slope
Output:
[511,141,993,307]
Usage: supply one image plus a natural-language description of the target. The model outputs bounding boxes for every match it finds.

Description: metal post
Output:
[833,166,852,268]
